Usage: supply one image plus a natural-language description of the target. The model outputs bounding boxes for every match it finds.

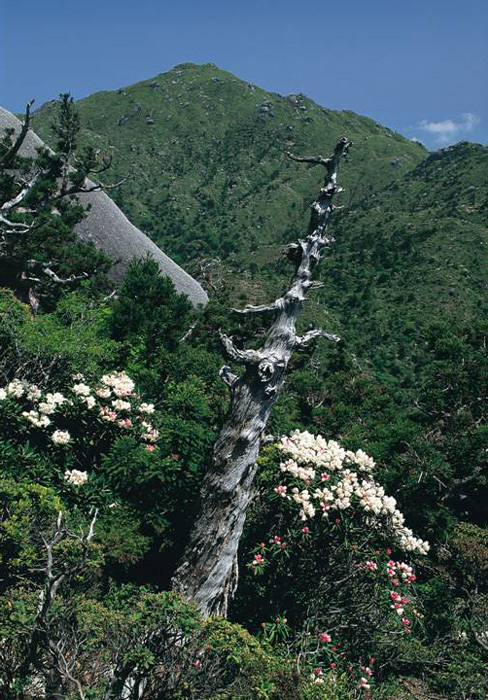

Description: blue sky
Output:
[2,0,487,150]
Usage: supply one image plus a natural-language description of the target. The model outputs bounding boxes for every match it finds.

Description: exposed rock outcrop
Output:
[0,106,208,306]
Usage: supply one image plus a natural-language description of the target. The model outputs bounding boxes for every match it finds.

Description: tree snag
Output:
[172,136,352,617]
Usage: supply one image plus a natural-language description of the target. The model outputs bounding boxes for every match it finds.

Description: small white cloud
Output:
[417,113,481,145]
[461,112,481,130]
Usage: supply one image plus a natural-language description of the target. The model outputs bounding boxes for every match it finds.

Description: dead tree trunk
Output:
[172,136,352,617]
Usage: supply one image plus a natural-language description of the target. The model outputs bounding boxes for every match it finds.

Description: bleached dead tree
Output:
[172,136,352,616]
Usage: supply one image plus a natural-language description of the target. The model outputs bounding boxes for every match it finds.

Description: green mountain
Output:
[32,63,487,361]
[31,62,426,272]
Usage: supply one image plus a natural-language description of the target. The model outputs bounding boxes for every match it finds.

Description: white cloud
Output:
[417,112,481,145]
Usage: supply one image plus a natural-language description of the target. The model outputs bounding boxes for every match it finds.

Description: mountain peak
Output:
[31,66,427,276]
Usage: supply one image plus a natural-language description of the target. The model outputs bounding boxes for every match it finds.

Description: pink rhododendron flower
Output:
[365,560,378,572]
[274,485,288,497]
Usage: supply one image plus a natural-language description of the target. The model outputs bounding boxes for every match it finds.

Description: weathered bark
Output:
[172,136,352,617]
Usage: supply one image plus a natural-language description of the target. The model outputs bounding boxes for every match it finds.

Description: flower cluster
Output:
[362,551,421,634]
[248,532,293,574]
[275,430,430,555]
[64,469,88,486]
[52,430,71,445]
[100,371,135,397]
[0,372,160,486]
[358,676,371,691]
[364,560,378,572]
[0,380,70,432]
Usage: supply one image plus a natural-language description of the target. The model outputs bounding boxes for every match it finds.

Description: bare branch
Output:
[219,365,238,388]
[0,214,33,232]
[0,99,34,167]
[180,321,197,343]
[303,280,324,292]
[86,508,99,541]
[98,174,129,190]
[286,152,331,167]
[53,175,128,202]
[52,643,87,700]
[296,328,340,348]
[219,330,263,365]
[25,260,89,285]
[232,300,281,315]
[1,170,42,213]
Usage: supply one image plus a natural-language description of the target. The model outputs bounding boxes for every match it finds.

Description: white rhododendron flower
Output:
[277,431,429,555]
[52,430,71,445]
[22,410,51,428]
[45,392,67,406]
[84,396,96,409]
[72,383,91,397]
[142,428,159,443]
[26,385,42,401]
[101,371,135,397]
[0,388,7,400]
[118,418,132,429]
[96,387,111,399]
[64,469,88,486]
[100,407,117,422]
[112,399,131,412]
[38,402,57,415]
[7,379,25,398]
[138,403,155,414]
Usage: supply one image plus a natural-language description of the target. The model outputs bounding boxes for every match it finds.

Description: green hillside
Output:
[319,141,488,363]
[32,63,487,360]
[32,62,426,272]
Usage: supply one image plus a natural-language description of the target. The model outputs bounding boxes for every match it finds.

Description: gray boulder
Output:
[0,106,208,307]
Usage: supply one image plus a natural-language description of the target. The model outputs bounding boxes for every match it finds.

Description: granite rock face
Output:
[0,107,208,306]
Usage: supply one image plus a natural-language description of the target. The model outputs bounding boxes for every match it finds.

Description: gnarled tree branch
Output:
[219,330,263,365]
[231,300,281,315]
[296,328,340,348]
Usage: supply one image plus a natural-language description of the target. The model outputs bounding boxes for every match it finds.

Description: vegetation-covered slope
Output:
[32,62,426,269]
[32,63,487,357]
[320,141,488,362]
